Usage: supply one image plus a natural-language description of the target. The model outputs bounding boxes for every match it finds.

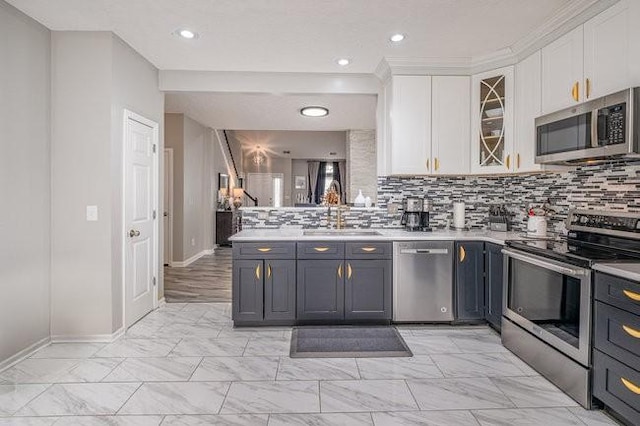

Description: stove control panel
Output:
[569,211,640,235]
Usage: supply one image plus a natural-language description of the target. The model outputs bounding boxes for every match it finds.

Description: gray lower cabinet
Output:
[345,259,392,320]
[455,241,485,320]
[232,242,296,323]
[297,259,344,320]
[232,259,264,322]
[593,272,640,424]
[485,242,504,330]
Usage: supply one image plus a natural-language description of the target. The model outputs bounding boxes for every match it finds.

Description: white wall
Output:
[0,0,51,366]
[50,31,164,338]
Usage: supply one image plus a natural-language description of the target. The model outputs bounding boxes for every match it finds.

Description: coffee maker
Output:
[421,199,433,232]
[401,197,423,231]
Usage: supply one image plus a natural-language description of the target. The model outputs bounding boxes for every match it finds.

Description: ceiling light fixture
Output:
[390,33,405,42]
[336,58,350,66]
[176,29,198,39]
[300,106,329,117]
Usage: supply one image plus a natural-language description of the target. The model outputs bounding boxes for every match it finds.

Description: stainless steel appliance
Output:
[393,241,454,322]
[420,199,432,232]
[402,197,423,232]
[535,87,640,164]
[502,210,640,408]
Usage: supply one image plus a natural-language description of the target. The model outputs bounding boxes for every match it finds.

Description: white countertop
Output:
[593,263,640,282]
[229,228,535,245]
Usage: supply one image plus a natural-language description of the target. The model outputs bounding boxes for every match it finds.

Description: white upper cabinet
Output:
[514,51,542,173]
[431,76,470,175]
[583,0,630,100]
[541,26,584,114]
[541,0,634,114]
[470,66,514,174]
[389,75,432,175]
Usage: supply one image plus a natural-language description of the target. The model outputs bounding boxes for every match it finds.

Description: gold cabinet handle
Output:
[586,78,591,99]
[506,155,511,170]
[267,264,272,279]
[623,289,640,302]
[459,246,466,263]
[314,247,330,252]
[621,377,640,395]
[426,158,430,172]
[622,325,640,339]
[435,158,440,172]
[361,247,377,252]
[255,264,261,279]
[572,81,580,102]
[517,153,521,170]
[337,263,343,278]
[257,247,272,253]
[347,263,352,280]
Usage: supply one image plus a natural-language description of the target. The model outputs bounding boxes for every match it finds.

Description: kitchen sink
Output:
[303,229,382,237]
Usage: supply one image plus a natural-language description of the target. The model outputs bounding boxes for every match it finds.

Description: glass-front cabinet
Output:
[471,66,514,174]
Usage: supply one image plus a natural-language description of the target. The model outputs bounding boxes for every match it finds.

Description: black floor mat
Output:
[290,326,413,358]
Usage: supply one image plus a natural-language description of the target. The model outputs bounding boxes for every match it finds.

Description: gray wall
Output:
[165,114,217,262]
[50,31,164,338]
[0,1,51,366]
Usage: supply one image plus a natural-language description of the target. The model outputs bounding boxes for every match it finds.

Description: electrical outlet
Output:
[257,211,269,220]
[191,238,195,246]
[86,205,98,221]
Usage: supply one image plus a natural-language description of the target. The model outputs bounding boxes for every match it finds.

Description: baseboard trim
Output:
[51,327,125,344]
[171,248,215,267]
[158,297,166,307]
[0,336,51,373]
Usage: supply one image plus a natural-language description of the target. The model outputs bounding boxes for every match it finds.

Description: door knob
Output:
[129,229,140,238]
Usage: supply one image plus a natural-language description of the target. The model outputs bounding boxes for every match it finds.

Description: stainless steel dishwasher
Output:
[393,241,454,322]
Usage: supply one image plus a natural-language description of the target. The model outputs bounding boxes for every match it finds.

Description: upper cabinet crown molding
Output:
[375,0,620,80]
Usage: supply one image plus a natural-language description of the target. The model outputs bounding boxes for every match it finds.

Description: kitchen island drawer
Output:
[345,242,392,259]
[596,272,640,316]
[233,242,296,259]
[297,242,344,259]
[593,350,640,426]
[595,302,640,371]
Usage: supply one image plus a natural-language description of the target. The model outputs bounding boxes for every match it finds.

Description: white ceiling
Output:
[9,0,572,74]
[227,130,347,160]
[165,92,377,131]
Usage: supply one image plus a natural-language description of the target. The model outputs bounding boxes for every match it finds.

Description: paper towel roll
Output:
[453,202,465,229]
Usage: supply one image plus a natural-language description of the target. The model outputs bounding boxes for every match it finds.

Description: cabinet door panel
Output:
[485,243,504,330]
[264,260,296,321]
[345,260,392,320]
[455,242,485,320]
[432,76,470,174]
[514,50,542,173]
[584,0,630,100]
[390,76,432,175]
[541,26,584,114]
[297,260,344,320]
[232,260,263,322]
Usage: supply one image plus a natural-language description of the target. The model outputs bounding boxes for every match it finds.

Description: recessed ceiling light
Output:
[336,58,350,66]
[176,29,198,39]
[300,106,329,117]
[390,33,405,42]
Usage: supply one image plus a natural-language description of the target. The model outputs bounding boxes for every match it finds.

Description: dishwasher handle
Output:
[399,248,450,255]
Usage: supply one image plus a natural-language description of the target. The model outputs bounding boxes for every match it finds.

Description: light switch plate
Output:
[86,205,98,221]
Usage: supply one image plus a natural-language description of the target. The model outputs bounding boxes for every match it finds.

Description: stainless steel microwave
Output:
[535,87,640,164]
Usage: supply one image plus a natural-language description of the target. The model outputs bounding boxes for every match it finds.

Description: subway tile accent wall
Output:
[241,160,640,234]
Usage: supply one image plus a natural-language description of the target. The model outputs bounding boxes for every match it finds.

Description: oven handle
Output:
[501,248,589,277]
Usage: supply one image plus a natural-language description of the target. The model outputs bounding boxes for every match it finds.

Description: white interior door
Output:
[124,112,158,327]
[163,149,173,266]
[246,173,284,207]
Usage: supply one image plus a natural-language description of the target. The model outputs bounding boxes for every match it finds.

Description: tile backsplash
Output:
[241,160,640,234]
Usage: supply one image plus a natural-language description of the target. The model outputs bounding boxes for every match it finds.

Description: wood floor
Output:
[164,248,232,303]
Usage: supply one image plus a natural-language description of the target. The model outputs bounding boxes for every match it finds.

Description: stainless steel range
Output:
[502,210,640,408]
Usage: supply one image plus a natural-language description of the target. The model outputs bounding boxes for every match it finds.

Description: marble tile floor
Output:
[0,302,621,425]
[164,249,232,303]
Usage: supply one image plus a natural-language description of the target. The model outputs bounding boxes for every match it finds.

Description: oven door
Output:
[502,248,592,366]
